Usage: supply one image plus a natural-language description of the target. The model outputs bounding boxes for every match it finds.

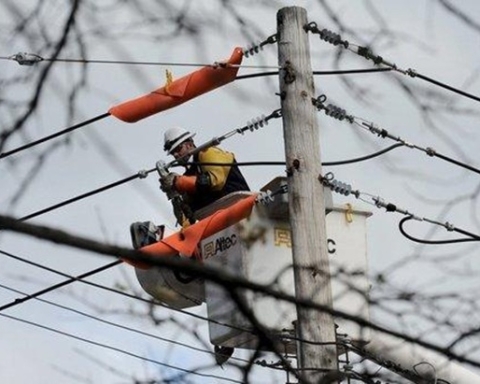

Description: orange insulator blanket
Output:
[109,47,243,123]
[127,194,257,269]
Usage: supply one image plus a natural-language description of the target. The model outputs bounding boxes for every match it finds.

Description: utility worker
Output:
[161,126,249,364]
[131,129,249,364]
[160,126,250,218]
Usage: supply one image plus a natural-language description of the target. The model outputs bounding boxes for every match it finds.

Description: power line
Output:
[19,170,154,221]
[0,249,121,312]
[176,145,405,169]
[0,312,243,384]
[2,51,391,77]
[0,282,254,367]
[4,216,480,371]
[0,113,110,160]
[236,67,392,80]
[312,94,480,176]
[304,21,480,104]
[0,248,259,336]
[2,52,280,69]
[19,143,403,224]
[0,82,278,163]
[17,110,280,221]
[1,106,279,164]
[320,172,480,245]
[399,216,480,245]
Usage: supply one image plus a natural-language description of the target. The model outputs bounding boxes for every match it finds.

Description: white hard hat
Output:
[163,127,196,154]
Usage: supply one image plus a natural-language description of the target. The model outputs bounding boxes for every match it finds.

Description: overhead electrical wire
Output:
[0,249,122,312]
[19,143,404,223]
[6,27,477,381]
[236,67,392,80]
[0,113,110,160]
[5,29,478,372]
[0,245,338,368]
[304,21,480,104]
[0,281,254,367]
[0,233,373,352]
[320,172,480,245]
[0,248,260,336]
[312,94,480,176]
[18,170,154,221]
[5,217,479,371]
[2,51,280,69]
[0,312,244,384]
[0,53,389,161]
[399,216,480,245]
[17,110,280,221]
[174,145,406,169]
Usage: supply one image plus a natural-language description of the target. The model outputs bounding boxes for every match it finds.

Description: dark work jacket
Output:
[183,149,250,213]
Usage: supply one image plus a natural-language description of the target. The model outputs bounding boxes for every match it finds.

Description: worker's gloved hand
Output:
[160,172,179,193]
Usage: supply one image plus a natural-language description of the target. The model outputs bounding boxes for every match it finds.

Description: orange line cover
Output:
[109,47,243,123]
[127,194,257,269]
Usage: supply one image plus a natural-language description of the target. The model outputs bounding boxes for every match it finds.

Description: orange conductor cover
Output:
[126,194,257,269]
[109,47,243,123]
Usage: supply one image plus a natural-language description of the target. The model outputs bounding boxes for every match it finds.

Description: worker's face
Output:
[172,140,193,164]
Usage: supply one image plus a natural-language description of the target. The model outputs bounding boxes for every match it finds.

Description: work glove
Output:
[160,172,179,194]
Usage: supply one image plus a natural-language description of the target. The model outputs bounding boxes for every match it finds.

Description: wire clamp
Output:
[137,169,149,179]
[243,33,278,58]
[10,52,43,66]
[425,147,436,157]
[444,222,455,231]
[212,61,228,69]
[406,68,418,78]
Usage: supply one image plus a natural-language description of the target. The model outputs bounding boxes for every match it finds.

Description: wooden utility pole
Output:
[276,6,338,383]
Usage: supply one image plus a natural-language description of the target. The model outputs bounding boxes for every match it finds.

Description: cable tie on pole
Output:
[10,52,44,66]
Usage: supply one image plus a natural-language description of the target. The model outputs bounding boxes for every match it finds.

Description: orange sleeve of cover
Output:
[109,47,243,123]
[124,193,257,269]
